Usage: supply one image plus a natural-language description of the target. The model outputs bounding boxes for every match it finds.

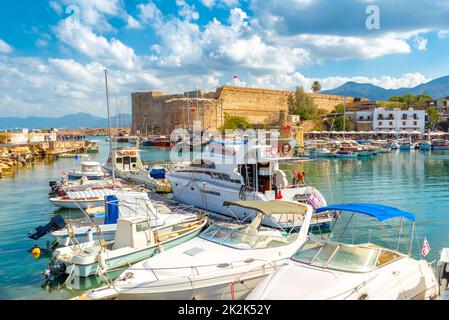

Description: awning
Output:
[223,200,308,216]
[316,203,415,222]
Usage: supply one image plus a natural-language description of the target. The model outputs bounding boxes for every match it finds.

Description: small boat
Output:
[418,141,432,150]
[84,200,314,300]
[49,191,168,245]
[335,150,358,159]
[390,142,400,150]
[49,189,117,210]
[310,148,336,158]
[46,214,207,278]
[140,140,154,147]
[432,139,449,150]
[399,142,416,150]
[248,203,438,300]
[103,148,171,193]
[68,161,106,181]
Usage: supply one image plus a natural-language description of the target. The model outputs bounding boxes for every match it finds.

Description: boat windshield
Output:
[291,239,383,273]
[199,223,298,250]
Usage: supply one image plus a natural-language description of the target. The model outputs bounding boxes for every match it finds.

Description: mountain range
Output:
[0,112,131,129]
[322,75,449,101]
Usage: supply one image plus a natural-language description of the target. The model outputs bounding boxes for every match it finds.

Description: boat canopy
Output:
[66,189,116,199]
[316,203,415,222]
[223,200,308,217]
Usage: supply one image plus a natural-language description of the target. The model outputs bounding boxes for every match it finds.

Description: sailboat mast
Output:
[104,69,116,183]
[343,95,346,140]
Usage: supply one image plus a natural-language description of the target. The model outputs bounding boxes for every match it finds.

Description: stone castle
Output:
[132,85,355,135]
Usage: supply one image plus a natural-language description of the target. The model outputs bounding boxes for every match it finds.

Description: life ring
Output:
[269,145,280,157]
[281,143,292,155]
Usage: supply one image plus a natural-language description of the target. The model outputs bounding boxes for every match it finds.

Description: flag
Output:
[421,237,431,257]
[307,192,323,209]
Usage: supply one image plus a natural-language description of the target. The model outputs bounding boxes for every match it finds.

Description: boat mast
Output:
[104,69,116,184]
[343,95,346,140]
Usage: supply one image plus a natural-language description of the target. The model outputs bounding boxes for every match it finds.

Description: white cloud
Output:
[201,0,239,8]
[176,0,200,21]
[53,21,138,70]
[246,72,429,93]
[126,15,142,29]
[0,39,13,54]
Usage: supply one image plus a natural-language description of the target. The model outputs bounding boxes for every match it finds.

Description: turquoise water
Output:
[0,137,448,299]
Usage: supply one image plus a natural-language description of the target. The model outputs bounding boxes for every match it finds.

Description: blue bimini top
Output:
[316,203,415,222]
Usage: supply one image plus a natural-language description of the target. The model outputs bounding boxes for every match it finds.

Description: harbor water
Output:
[0,137,448,299]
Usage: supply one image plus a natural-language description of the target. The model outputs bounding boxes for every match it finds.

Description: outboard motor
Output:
[28,215,66,240]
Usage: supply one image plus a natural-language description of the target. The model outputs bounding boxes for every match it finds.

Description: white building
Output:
[373,108,425,132]
[347,107,426,133]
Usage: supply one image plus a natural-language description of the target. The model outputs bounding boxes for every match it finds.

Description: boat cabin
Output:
[113,216,155,250]
[109,149,143,172]
[81,161,103,173]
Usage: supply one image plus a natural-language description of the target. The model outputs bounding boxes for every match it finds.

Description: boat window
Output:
[292,240,380,273]
[116,157,123,164]
[326,245,378,272]
[136,221,150,232]
[123,157,130,165]
[291,240,323,263]
[130,157,137,163]
[310,243,339,267]
[376,250,401,267]
[199,224,297,250]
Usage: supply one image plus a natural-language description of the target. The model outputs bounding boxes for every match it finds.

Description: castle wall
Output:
[216,86,289,125]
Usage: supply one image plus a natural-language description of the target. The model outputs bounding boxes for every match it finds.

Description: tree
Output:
[288,86,320,120]
[353,97,362,102]
[311,81,321,93]
[388,93,433,109]
[426,107,441,130]
[327,104,352,131]
[219,113,253,131]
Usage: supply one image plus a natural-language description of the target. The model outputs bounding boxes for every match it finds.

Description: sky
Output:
[1,0,449,117]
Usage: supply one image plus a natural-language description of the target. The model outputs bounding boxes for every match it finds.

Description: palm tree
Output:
[311,81,321,93]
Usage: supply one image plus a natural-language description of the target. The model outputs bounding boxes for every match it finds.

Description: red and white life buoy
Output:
[281,142,292,155]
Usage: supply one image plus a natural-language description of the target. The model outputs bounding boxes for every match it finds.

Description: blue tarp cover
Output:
[316,203,415,222]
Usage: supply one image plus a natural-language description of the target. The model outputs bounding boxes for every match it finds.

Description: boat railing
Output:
[129,256,286,282]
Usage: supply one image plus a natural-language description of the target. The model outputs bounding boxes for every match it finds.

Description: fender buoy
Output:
[281,143,292,155]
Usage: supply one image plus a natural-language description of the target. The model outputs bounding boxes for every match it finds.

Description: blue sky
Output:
[1,0,449,117]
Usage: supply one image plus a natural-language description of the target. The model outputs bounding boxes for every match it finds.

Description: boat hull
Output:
[49,198,104,209]
[168,175,327,230]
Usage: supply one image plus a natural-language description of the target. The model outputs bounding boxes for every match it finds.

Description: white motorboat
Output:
[167,141,329,230]
[49,189,118,210]
[68,161,106,180]
[103,147,171,193]
[248,203,438,300]
[83,200,314,300]
[46,214,207,278]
